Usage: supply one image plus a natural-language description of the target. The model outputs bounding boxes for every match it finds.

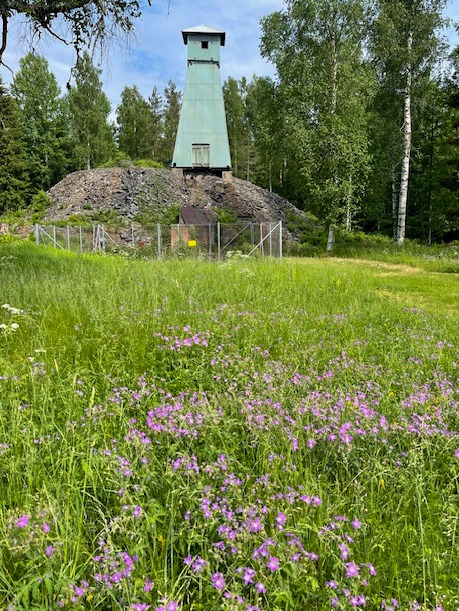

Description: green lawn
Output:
[0,243,458,610]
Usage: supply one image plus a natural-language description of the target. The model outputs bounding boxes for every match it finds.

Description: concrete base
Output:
[171,168,184,178]
[222,171,233,183]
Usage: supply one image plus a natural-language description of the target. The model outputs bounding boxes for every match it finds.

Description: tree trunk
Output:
[396,29,413,246]
[427,121,435,246]
[326,224,336,252]
[392,168,398,240]
[346,172,352,231]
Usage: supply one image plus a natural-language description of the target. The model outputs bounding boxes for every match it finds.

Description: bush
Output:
[134,159,167,170]
[99,152,133,168]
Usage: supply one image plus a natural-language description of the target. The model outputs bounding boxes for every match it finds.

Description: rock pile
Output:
[45,167,304,227]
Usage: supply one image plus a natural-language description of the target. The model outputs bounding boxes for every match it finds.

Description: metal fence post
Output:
[217,222,221,261]
[132,223,135,247]
[53,225,56,249]
[35,224,40,246]
[250,222,254,246]
[269,222,272,258]
[102,224,106,253]
[259,224,264,256]
[279,221,283,261]
[79,226,83,252]
[67,226,70,251]
[209,224,212,260]
[157,223,161,260]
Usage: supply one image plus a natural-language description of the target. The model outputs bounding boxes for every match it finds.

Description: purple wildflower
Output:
[133,505,142,518]
[16,515,29,528]
[346,562,360,578]
[211,572,226,591]
[275,512,287,530]
[266,556,280,572]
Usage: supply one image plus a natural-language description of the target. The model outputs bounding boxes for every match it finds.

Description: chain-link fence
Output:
[35,222,283,260]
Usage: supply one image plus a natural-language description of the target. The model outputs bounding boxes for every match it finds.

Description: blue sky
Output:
[3,0,458,114]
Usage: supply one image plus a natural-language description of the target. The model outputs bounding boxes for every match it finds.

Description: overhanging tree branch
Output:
[5,0,94,14]
[0,14,7,61]
[0,0,152,73]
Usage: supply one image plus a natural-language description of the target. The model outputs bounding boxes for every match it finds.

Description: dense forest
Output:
[0,0,458,244]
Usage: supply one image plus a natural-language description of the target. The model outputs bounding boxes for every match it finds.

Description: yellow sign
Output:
[188,240,197,247]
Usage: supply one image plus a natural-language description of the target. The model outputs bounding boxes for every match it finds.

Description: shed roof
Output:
[180,207,216,225]
[182,25,226,46]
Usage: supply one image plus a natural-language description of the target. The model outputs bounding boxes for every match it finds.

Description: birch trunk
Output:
[391,169,398,240]
[396,29,413,246]
[326,224,336,252]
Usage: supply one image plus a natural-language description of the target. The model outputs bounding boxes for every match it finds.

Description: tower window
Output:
[201,41,209,49]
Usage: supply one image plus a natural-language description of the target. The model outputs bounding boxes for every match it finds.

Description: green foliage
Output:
[0,79,30,213]
[66,214,92,226]
[99,150,133,168]
[10,53,70,191]
[31,190,52,214]
[365,0,448,243]
[134,159,167,169]
[67,52,115,170]
[260,0,375,223]
[214,207,237,224]
[159,80,182,166]
[223,77,254,180]
[116,85,159,160]
[134,203,180,228]
[89,209,125,225]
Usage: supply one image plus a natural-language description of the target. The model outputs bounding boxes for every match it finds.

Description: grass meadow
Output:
[0,242,458,610]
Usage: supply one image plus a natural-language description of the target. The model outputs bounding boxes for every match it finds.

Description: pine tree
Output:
[10,53,69,190]
[0,79,30,213]
[161,80,182,166]
[148,86,164,161]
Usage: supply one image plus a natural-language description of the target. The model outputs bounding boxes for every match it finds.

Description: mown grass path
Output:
[0,244,458,610]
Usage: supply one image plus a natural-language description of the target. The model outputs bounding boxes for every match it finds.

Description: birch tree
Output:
[260,0,375,249]
[371,0,447,244]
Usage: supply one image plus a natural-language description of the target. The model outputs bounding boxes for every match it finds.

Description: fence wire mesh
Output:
[35,222,283,261]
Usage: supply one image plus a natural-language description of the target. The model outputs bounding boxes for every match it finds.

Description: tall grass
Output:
[0,243,458,610]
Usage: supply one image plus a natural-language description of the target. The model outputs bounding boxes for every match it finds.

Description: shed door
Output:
[192,144,210,168]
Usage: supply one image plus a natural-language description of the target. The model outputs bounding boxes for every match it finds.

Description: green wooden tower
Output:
[172,25,232,176]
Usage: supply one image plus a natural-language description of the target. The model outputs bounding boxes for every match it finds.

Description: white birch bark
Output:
[326,224,336,252]
[391,169,398,240]
[396,29,413,246]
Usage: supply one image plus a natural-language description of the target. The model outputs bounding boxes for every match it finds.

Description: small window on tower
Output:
[201,41,209,49]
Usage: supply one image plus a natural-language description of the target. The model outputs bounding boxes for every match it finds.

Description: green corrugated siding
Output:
[172,34,231,170]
